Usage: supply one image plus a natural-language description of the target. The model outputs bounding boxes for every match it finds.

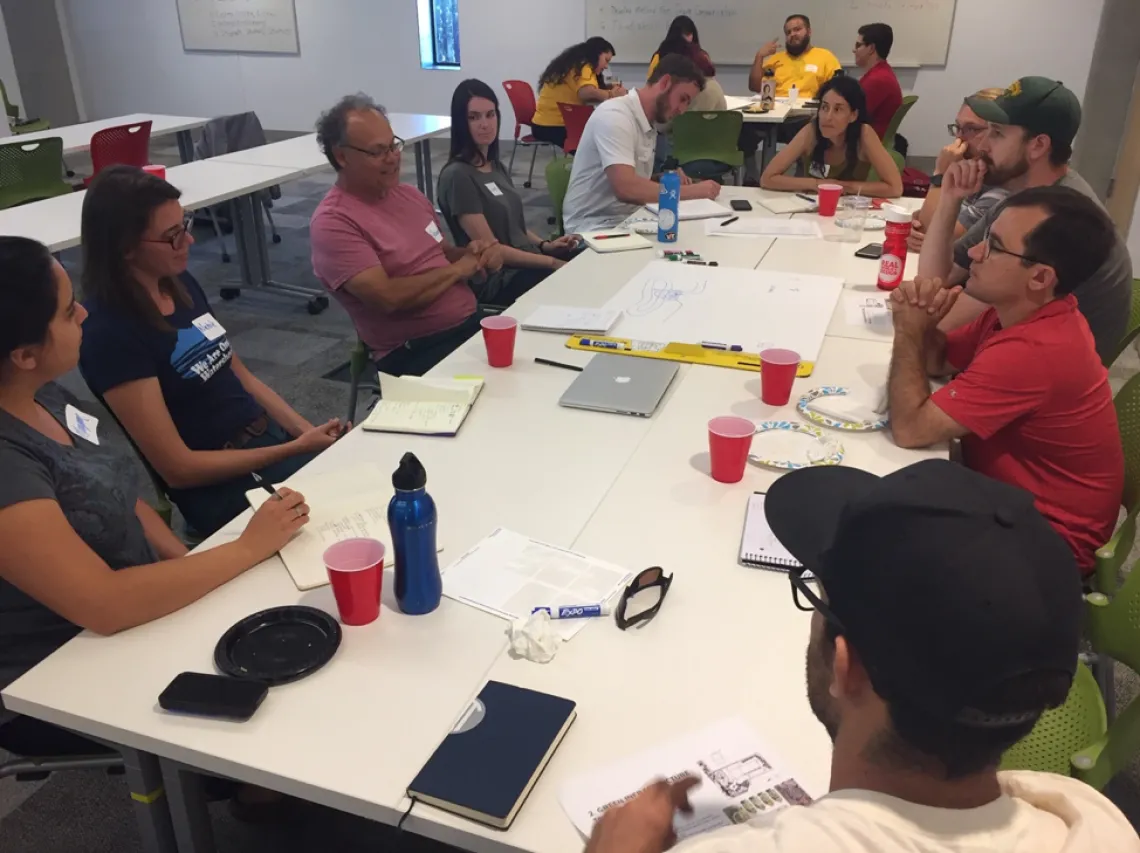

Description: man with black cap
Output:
[582,461,1139,853]
[917,76,1132,364]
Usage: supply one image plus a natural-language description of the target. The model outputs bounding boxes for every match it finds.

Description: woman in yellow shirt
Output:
[647,16,716,80]
[532,36,626,149]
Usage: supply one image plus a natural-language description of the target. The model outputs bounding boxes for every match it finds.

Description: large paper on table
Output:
[599,260,843,362]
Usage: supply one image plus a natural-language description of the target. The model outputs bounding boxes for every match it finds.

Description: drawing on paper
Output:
[698,750,772,797]
[626,275,708,323]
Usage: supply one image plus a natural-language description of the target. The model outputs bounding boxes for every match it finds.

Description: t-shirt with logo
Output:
[79,273,263,452]
[930,295,1123,574]
[761,46,840,98]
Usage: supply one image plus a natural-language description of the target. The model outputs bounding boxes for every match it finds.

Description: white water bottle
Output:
[788,84,798,106]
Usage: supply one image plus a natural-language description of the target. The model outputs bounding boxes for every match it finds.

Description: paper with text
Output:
[705,218,823,239]
[522,306,622,334]
[361,374,483,435]
[842,293,892,332]
[645,199,734,220]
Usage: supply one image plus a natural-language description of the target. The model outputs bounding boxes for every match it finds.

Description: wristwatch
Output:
[930,173,944,188]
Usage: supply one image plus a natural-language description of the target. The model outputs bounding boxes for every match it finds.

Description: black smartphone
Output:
[730,199,753,212]
[855,243,883,260]
[159,672,268,721]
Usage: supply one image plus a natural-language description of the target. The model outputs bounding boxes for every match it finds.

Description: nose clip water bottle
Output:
[657,156,681,244]
[388,452,441,615]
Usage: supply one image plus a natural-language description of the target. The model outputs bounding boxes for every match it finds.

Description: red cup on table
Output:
[759,348,800,406]
[708,416,756,483]
[480,315,518,367]
[142,164,167,180]
[324,538,385,626]
[817,183,842,217]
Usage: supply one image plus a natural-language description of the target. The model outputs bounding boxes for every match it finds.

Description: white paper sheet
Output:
[705,218,823,239]
[442,528,632,639]
[757,195,818,215]
[645,199,734,220]
[559,718,814,840]
[842,293,892,331]
[522,305,623,334]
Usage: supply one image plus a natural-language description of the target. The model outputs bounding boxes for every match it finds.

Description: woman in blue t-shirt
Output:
[78,166,345,535]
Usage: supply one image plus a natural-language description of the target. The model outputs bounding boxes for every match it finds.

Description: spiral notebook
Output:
[738,492,809,576]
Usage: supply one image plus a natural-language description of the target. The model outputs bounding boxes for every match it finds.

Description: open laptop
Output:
[558,354,678,418]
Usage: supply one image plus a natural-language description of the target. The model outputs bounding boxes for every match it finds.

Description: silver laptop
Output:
[559,354,679,417]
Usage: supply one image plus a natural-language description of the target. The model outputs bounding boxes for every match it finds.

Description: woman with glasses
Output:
[908,89,1009,252]
[532,37,626,150]
[438,79,581,304]
[0,235,311,757]
[78,166,343,536]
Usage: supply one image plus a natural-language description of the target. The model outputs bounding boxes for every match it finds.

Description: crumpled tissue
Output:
[509,610,562,663]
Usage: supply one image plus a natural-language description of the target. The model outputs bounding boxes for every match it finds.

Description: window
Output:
[417,0,460,69]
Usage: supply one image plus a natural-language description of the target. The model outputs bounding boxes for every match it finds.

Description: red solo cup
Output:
[817,184,842,217]
[760,348,800,406]
[324,538,384,626]
[708,416,756,483]
[480,315,518,367]
[142,164,167,180]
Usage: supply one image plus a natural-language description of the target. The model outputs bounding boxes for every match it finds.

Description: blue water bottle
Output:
[657,157,681,244]
[388,452,442,615]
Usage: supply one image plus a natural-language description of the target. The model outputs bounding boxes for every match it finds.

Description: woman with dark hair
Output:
[532,36,626,149]
[437,79,579,304]
[0,235,309,756]
[78,166,343,536]
[647,15,715,80]
[761,75,902,197]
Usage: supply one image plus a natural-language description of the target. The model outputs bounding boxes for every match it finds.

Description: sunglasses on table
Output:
[140,213,194,249]
[614,566,673,630]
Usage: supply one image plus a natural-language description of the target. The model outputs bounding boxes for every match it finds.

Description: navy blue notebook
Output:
[408,680,577,829]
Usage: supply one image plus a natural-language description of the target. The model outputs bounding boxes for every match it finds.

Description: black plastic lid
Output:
[393,451,427,490]
[662,156,679,171]
[764,67,775,77]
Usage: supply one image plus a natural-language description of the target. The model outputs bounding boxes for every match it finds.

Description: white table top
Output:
[212,133,329,175]
[4,187,944,853]
[387,112,451,144]
[723,97,798,124]
[8,113,210,156]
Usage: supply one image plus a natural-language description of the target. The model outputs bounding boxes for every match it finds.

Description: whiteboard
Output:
[600,261,844,362]
[590,0,957,67]
[176,0,300,55]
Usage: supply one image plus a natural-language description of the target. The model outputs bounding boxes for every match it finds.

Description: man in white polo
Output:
[563,53,721,234]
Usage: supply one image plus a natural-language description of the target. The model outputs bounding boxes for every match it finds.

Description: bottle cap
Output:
[881,204,912,224]
[662,156,679,171]
[392,451,427,490]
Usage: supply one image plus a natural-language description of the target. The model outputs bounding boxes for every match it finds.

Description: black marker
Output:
[720,216,739,227]
[534,357,584,372]
[684,260,719,266]
[250,471,282,500]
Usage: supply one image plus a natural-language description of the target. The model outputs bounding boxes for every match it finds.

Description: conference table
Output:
[725,96,816,171]
[2,189,938,853]
[10,113,211,163]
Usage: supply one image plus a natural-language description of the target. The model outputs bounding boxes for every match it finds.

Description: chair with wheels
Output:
[502,80,555,188]
[670,111,744,183]
[1103,279,1140,368]
[0,137,72,209]
[0,78,50,135]
[882,95,918,154]
[557,103,594,156]
[345,339,381,426]
[86,120,153,185]
[545,156,574,236]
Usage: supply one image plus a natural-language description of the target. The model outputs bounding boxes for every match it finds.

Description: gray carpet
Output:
[2,135,1139,850]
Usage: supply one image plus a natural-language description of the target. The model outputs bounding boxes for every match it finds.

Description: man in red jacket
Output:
[854,23,903,140]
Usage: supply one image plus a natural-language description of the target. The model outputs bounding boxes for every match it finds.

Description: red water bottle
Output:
[877,205,912,291]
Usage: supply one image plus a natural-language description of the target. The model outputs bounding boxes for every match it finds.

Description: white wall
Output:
[63,0,1102,159]
[0,3,22,110]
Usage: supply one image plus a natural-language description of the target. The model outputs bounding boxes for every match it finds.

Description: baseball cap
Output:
[765,459,1081,728]
[966,76,1081,150]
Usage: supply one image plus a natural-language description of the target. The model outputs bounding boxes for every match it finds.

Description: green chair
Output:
[670,111,744,183]
[0,137,72,209]
[1093,370,1140,596]
[1103,279,1140,368]
[0,78,49,135]
[882,95,918,153]
[545,156,573,236]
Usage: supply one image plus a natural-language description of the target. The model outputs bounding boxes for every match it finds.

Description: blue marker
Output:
[532,604,612,620]
[579,338,629,351]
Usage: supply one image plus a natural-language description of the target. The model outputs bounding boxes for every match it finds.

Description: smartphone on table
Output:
[730,199,753,212]
[854,243,883,260]
[159,672,268,721]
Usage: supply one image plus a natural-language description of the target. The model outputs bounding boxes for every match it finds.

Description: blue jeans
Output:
[168,420,318,536]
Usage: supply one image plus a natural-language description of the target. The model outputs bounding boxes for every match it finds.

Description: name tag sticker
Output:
[64,404,100,445]
[805,63,819,73]
[425,221,444,242]
[191,313,225,341]
[485,182,504,197]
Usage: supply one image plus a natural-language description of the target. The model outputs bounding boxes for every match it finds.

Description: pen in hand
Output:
[251,471,283,501]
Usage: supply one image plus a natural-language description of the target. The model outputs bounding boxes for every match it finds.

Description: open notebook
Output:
[521,305,621,334]
[738,492,809,576]
[361,374,484,436]
[758,194,818,215]
[645,199,733,220]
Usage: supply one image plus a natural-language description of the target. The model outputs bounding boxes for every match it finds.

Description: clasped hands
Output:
[889,276,964,335]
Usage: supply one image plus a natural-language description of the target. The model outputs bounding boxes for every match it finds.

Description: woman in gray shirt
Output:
[0,237,311,756]
[438,79,581,306]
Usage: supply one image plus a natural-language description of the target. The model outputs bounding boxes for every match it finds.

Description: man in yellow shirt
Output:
[748,14,840,99]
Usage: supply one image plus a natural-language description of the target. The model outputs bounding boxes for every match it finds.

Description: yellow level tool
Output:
[565,336,814,376]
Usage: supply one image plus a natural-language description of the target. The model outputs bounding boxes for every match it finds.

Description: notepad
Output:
[645,199,733,220]
[360,374,484,436]
[580,229,654,253]
[408,681,577,829]
[521,305,621,334]
[739,492,808,575]
[758,195,818,215]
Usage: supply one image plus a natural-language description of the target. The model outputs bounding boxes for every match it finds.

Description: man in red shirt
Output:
[854,23,902,140]
[886,185,1123,576]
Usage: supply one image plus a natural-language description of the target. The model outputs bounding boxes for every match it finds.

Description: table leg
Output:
[176,130,195,164]
[414,141,427,198]
[760,126,779,173]
[121,747,178,853]
[248,196,328,299]
[159,758,216,853]
[229,198,257,290]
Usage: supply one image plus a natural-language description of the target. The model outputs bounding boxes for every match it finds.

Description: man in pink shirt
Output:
[311,94,504,376]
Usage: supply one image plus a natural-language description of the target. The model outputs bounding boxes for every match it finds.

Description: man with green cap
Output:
[917,76,1132,363]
